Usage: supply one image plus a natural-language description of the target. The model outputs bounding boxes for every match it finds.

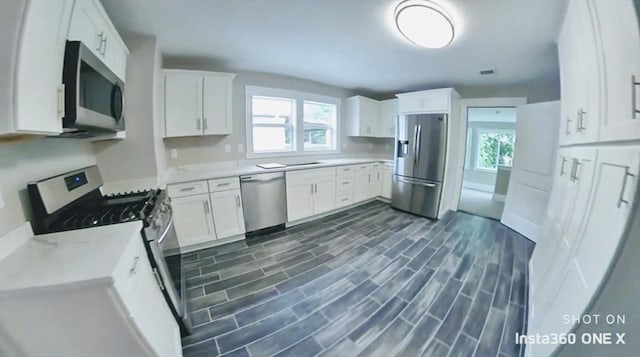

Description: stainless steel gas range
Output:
[27,165,192,336]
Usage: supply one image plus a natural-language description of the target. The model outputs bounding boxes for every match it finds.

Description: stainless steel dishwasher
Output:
[240,172,287,232]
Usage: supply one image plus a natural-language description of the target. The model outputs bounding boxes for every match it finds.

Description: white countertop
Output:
[0,222,142,294]
[165,157,393,184]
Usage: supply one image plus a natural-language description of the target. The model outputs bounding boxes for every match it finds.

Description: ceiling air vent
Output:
[480,69,495,75]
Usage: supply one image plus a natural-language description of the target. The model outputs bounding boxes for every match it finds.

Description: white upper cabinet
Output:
[592,0,640,142]
[557,0,600,145]
[163,70,235,138]
[345,96,380,137]
[1,0,72,136]
[164,72,202,138]
[344,96,397,138]
[378,99,398,138]
[203,73,234,135]
[558,0,640,145]
[396,89,451,114]
[67,0,129,81]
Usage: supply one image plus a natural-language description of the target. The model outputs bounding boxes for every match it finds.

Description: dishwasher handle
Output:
[240,173,284,183]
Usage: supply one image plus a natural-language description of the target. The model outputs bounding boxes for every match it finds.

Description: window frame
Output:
[474,128,516,172]
[245,86,341,158]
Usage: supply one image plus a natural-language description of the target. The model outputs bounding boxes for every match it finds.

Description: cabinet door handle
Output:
[570,159,581,182]
[203,118,208,131]
[196,118,201,130]
[152,268,166,291]
[577,109,586,132]
[633,75,640,119]
[96,32,104,52]
[235,196,241,207]
[377,173,380,180]
[203,200,210,213]
[310,184,314,195]
[368,174,371,183]
[565,117,571,135]
[101,37,108,56]
[314,183,318,193]
[217,182,230,187]
[129,255,140,275]
[559,157,567,176]
[57,84,65,118]
[618,168,635,208]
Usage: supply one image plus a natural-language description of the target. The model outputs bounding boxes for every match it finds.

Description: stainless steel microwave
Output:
[62,41,124,133]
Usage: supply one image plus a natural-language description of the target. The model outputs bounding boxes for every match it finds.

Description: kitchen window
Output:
[246,86,340,157]
[476,130,516,170]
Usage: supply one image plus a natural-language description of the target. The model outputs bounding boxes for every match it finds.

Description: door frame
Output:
[451,97,527,211]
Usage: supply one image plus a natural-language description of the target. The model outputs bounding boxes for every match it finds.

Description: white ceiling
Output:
[101,0,567,96]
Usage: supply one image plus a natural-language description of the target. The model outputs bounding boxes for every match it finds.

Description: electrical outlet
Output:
[171,149,178,158]
[225,144,232,154]
[238,144,244,153]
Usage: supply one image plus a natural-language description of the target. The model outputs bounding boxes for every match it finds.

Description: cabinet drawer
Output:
[370,163,381,170]
[383,162,393,170]
[355,164,371,173]
[208,177,240,192]
[337,177,354,193]
[167,181,208,198]
[287,167,336,181]
[336,194,353,208]
[337,165,355,175]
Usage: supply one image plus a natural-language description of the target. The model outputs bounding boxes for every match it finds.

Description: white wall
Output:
[93,34,166,190]
[161,58,393,167]
[0,138,96,237]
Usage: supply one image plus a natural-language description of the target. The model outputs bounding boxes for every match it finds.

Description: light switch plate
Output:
[171,149,178,158]
[225,144,232,154]
[238,144,244,153]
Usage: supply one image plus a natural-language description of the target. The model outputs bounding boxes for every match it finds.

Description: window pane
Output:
[252,96,294,125]
[252,126,293,152]
[497,133,516,166]
[303,101,336,150]
[477,133,499,169]
[251,95,295,153]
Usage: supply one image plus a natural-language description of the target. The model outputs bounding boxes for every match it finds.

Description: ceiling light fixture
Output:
[394,0,455,49]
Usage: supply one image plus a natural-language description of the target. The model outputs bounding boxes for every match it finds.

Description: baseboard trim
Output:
[286,198,384,227]
[179,234,246,254]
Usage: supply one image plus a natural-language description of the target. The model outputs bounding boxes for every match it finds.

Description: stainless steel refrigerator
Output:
[391,113,448,219]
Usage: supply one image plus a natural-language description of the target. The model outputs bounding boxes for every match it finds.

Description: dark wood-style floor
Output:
[180,201,534,357]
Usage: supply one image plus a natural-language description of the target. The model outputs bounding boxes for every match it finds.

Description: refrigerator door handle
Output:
[397,176,436,188]
[413,125,419,167]
[415,124,422,165]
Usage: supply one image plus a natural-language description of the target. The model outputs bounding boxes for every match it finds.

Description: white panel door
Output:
[286,180,314,222]
[210,189,246,239]
[378,99,397,138]
[501,101,560,241]
[202,74,231,135]
[360,98,379,136]
[594,0,640,142]
[172,194,216,247]
[164,72,203,137]
[313,177,336,215]
[14,0,73,134]
[370,170,382,198]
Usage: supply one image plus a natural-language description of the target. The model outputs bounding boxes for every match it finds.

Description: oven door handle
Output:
[157,206,174,245]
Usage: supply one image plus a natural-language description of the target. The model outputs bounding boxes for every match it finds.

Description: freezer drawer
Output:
[390,175,442,219]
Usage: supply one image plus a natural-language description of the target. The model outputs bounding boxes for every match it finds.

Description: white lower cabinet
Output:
[0,227,181,357]
[172,193,217,247]
[381,166,392,199]
[210,189,246,239]
[313,177,337,215]
[529,146,640,357]
[286,168,336,222]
